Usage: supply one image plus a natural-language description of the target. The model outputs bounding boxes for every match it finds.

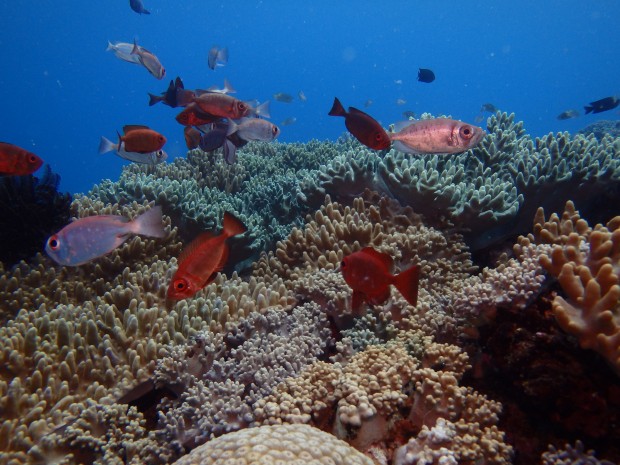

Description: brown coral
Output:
[532,201,620,374]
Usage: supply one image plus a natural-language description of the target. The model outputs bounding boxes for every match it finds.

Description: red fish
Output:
[340,247,420,312]
[0,142,44,175]
[328,97,391,150]
[390,118,485,154]
[175,104,220,127]
[183,126,202,149]
[119,125,167,153]
[193,93,251,119]
[167,212,247,300]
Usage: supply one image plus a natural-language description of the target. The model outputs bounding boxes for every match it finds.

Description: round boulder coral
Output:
[172,424,375,465]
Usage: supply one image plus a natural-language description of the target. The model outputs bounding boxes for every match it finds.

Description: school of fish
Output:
[4,5,616,305]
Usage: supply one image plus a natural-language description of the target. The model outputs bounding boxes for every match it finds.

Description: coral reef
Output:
[529,200,620,374]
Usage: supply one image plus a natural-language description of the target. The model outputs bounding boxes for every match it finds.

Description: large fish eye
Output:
[48,235,60,251]
[459,125,474,140]
[272,126,278,135]
[238,102,247,111]
[28,154,38,163]
[174,279,188,291]
[340,260,346,268]
[156,150,164,159]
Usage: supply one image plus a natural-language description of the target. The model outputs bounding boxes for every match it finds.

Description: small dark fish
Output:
[129,0,150,14]
[149,77,194,107]
[328,97,391,150]
[273,92,294,103]
[417,68,435,83]
[402,111,416,119]
[281,117,297,126]
[584,96,620,114]
[556,109,579,120]
[208,46,228,70]
[480,103,498,113]
[0,142,43,176]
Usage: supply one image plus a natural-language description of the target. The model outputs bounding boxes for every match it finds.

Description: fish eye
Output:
[238,102,247,110]
[174,279,187,291]
[48,235,60,251]
[375,133,383,141]
[340,260,346,268]
[156,150,164,159]
[272,126,278,134]
[28,154,38,163]
[459,126,474,140]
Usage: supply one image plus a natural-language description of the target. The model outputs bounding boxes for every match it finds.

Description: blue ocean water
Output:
[1,1,619,194]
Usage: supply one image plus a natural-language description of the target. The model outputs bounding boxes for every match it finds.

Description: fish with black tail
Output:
[584,96,619,114]
[328,97,391,150]
[417,68,435,83]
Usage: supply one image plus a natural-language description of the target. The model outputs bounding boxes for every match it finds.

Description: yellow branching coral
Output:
[531,200,620,374]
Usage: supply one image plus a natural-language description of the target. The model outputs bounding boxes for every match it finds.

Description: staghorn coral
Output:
[153,302,332,449]
[254,334,512,464]
[170,424,376,465]
[530,200,620,374]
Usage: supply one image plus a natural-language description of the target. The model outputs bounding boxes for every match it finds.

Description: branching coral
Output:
[528,200,620,374]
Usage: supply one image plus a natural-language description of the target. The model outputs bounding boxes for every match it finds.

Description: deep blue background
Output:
[1,1,619,194]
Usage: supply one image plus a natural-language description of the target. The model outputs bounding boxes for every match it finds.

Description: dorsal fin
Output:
[177,231,217,264]
[123,124,151,134]
[360,247,392,271]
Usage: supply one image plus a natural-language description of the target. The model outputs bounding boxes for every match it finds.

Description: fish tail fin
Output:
[226,119,239,136]
[131,38,139,55]
[392,264,420,307]
[98,136,117,154]
[218,47,229,65]
[223,138,237,164]
[148,93,161,106]
[584,105,593,114]
[132,206,166,238]
[328,97,347,117]
[106,40,114,51]
[222,211,247,237]
[254,101,270,118]
[223,78,236,94]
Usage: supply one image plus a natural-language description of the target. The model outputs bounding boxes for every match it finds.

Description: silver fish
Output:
[203,78,236,94]
[208,46,228,70]
[107,41,141,64]
[227,118,280,142]
[390,118,485,154]
[131,40,165,79]
[99,136,167,164]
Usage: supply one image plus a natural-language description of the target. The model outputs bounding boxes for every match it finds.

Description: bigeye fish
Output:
[0,142,44,175]
[167,212,246,300]
[328,97,391,150]
[227,118,280,142]
[131,40,165,79]
[99,136,167,164]
[45,207,166,266]
[107,40,142,64]
[390,118,485,155]
[116,125,167,153]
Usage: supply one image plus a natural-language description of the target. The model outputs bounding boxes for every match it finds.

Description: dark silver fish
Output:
[227,118,280,142]
[584,96,619,114]
[208,46,229,70]
[273,92,294,103]
[480,103,499,113]
[556,109,579,120]
[107,41,142,64]
[129,0,150,14]
[131,40,165,79]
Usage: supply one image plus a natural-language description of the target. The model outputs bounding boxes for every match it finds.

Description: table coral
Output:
[530,201,620,374]
[171,424,376,465]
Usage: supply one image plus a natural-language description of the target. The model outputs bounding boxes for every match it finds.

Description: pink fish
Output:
[390,118,485,154]
[45,207,165,266]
